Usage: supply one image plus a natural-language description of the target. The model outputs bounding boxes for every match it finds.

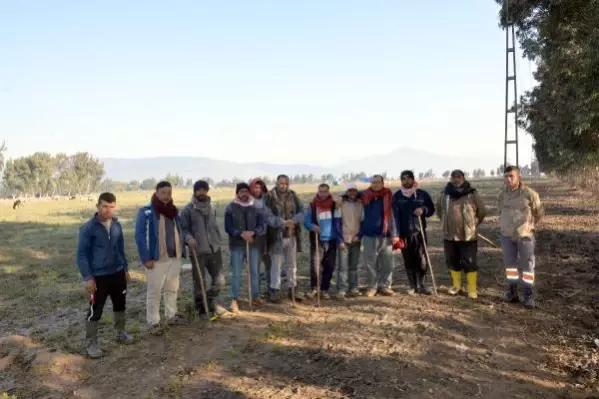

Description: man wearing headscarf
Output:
[392,170,436,295]
[436,169,486,299]
[224,182,266,312]
[359,175,399,297]
[265,174,305,302]
[180,180,226,319]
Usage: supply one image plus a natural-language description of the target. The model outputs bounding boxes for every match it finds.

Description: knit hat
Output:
[193,180,210,192]
[451,169,465,178]
[236,182,250,194]
[400,170,415,180]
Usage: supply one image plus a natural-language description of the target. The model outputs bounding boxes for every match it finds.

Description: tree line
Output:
[495,1,598,181]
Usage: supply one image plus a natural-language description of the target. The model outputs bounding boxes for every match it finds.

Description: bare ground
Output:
[2,180,599,399]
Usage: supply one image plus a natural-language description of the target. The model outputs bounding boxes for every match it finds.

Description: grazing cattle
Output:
[13,199,23,210]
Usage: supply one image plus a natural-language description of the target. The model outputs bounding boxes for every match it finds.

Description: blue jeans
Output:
[230,246,260,300]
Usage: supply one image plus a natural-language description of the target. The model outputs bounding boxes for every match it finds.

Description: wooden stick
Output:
[418,217,438,296]
[190,249,210,317]
[478,234,500,248]
[246,240,253,311]
[315,233,321,307]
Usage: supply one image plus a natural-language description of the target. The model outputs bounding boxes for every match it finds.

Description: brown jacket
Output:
[337,197,364,243]
[436,188,486,242]
[497,184,543,239]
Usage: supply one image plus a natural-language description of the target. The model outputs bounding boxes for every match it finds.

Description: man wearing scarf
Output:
[304,183,343,300]
[336,184,364,299]
[359,174,399,297]
[180,180,226,319]
[436,169,486,299]
[249,178,294,296]
[392,170,436,295]
[135,181,187,335]
[497,166,543,308]
[265,174,305,303]
[224,183,266,312]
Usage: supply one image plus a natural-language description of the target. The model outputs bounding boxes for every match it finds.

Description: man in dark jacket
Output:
[77,192,133,358]
[180,180,226,319]
[224,182,266,312]
[392,170,435,295]
[359,175,400,297]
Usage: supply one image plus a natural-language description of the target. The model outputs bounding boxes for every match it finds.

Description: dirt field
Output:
[1,179,599,399]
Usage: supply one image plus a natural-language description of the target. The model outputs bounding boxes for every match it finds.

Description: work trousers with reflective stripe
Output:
[501,236,535,286]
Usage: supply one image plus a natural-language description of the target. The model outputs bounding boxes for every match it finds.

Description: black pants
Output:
[401,234,427,289]
[87,270,127,321]
[191,250,223,313]
[443,240,478,273]
[310,240,337,291]
[257,235,272,291]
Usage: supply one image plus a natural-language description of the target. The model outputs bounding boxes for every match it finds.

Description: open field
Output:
[2,178,599,398]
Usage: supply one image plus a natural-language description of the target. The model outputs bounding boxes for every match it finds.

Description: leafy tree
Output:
[490,169,495,177]
[163,173,184,187]
[0,141,6,173]
[140,178,158,190]
[442,170,450,179]
[185,178,193,188]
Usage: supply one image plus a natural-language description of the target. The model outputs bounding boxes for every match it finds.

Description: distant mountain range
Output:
[101,147,500,181]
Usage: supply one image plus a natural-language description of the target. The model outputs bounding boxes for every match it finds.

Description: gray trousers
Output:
[336,241,361,293]
[270,238,297,290]
[362,236,394,290]
[501,236,535,286]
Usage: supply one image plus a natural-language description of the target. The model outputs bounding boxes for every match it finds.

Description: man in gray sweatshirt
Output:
[180,180,226,319]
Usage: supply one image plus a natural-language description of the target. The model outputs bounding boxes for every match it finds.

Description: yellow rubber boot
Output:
[448,271,462,295]
[466,272,478,299]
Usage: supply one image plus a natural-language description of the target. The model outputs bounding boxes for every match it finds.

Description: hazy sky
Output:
[0,0,534,166]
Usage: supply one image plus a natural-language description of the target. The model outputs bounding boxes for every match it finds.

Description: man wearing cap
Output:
[359,175,400,297]
[336,184,364,299]
[436,169,486,299]
[224,183,266,312]
[180,180,226,319]
[392,170,436,295]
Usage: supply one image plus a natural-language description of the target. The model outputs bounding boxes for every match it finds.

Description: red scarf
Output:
[151,194,178,220]
[361,187,392,233]
[311,195,334,211]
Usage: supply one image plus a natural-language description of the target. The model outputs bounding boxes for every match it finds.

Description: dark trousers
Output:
[310,240,337,291]
[257,236,272,292]
[401,234,427,289]
[191,250,223,313]
[443,240,478,273]
[87,270,127,321]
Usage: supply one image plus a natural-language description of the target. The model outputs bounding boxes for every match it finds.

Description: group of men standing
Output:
[76,166,542,358]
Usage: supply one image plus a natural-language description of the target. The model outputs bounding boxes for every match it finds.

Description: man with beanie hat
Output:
[436,169,487,299]
[336,184,364,299]
[224,182,266,312]
[392,170,436,295]
[249,178,294,295]
[180,180,226,319]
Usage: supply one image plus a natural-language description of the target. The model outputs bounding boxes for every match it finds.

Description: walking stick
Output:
[287,226,296,307]
[315,233,321,307]
[478,233,499,249]
[246,240,253,312]
[417,217,438,296]
[190,248,211,318]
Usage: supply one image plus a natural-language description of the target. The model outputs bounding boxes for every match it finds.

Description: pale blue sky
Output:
[0,0,534,166]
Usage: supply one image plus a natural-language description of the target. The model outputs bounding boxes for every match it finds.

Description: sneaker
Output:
[447,286,461,296]
[365,288,377,297]
[377,287,395,297]
[167,314,188,326]
[406,288,417,296]
[148,323,164,336]
[305,289,318,300]
[252,296,265,306]
[418,286,432,296]
[321,291,331,300]
[229,300,239,313]
[337,292,346,301]
[199,313,210,321]
[213,304,228,316]
[268,289,280,303]
[348,288,361,297]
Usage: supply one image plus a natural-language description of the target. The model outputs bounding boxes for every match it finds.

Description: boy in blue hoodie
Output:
[304,183,343,299]
[77,192,133,359]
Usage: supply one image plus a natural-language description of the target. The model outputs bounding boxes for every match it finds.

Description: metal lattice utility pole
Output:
[504,0,519,169]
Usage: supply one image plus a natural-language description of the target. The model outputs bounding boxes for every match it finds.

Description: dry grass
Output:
[3,178,599,399]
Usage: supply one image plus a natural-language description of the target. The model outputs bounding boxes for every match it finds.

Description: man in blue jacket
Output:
[304,183,343,300]
[77,192,133,359]
[392,170,436,295]
[135,181,187,336]
[360,175,399,297]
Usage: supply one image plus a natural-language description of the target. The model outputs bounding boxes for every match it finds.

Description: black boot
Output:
[523,285,535,308]
[504,283,520,303]
[114,311,134,344]
[416,272,431,295]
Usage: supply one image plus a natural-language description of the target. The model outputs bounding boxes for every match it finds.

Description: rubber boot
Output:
[466,272,478,299]
[523,285,535,308]
[85,321,103,358]
[448,270,462,295]
[503,283,519,303]
[114,311,134,344]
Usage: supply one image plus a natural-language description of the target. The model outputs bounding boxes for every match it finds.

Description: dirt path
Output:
[2,181,599,398]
